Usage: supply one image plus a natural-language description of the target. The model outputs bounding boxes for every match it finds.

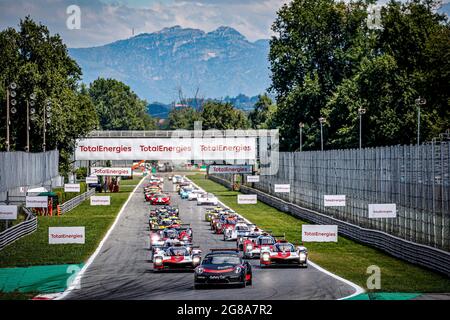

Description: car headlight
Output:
[299,253,307,261]
[234,266,242,274]
[154,257,163,265]
[246,244,253,251]
[262,253,270,261]
[196,267,204,274]
[183,236,189,241]
[193,256,201,264]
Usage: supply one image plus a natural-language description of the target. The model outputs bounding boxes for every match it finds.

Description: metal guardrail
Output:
[60,188,95,214]
[0,208,37,251]
[209,175,450,277]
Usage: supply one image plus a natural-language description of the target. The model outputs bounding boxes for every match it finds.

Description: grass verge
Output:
[190,174,450,293]
[0,178,142,268]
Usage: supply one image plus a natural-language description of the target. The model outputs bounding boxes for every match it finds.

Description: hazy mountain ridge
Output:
[69,26,271,103]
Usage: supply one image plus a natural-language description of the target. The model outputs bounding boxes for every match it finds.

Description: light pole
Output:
[43,100,52,152]
[25,93,37,153]
[299,122,305,152]
[415,97,426,146]
[358,108,366,149]
[5,82,18,152]
[319,117,326,151]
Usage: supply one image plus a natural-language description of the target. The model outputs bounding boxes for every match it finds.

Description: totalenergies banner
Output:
[75,138,256,161]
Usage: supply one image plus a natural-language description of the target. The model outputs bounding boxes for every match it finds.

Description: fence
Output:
[0,208,37,251]
[209,174,450,276]
[60,188,95,214]
[213,142,450,252]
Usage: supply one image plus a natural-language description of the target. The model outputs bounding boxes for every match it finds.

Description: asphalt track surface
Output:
[64,174,356,300]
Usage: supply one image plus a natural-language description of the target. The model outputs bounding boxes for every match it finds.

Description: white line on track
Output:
[187,177,365,300]
[55,175,147,300]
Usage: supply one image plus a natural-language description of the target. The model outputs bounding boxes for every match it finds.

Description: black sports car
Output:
[194,249,252,288]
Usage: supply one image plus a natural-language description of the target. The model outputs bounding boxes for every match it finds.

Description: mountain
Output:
[69,26,271,103]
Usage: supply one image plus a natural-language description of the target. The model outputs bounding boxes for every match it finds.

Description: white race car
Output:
[188,190,206,201]
[197,193,219,206]
[223,222,254,241]
[153,245,202,271]
[260,241,308,268]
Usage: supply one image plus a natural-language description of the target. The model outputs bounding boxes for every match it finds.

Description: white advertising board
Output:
[91,167,132,176]
[324,195,346,207]
[209,165,253,174]
[0,205,18,220]
[26,196,48,208]
[302,225,338,242]
[76,137,257,161]
[86,176,99,184]
[90,196,111,206]
[246,175,260,183]
[368,203,397,218]
[274,184,290,193]
[64,184,81,193]
[237,194,257,204]
[49,227,85,244]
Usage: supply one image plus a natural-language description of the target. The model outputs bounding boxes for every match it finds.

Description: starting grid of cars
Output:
[143,174,309,289]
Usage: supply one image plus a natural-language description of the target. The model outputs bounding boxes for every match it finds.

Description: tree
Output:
[269,0,372,151]
[88,78,156,130]
[248,94,277,129]
[168,107,201,130]
[200,101,250,130]
[0,17,98,174]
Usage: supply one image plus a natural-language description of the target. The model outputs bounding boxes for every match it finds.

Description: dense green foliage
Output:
[88,78,156,131]
[248,94,277,129]
[167,101,250,130]
[269,0,450,151]
[0,17,98,174]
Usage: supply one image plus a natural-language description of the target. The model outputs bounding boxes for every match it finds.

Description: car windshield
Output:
[164,229,177,237]
[258,237,275,245]
[161,220,172,226]
[169,248,188,256]
[274,243,295,252]
[236,225,249,231]
[204,255,241,265]
[207,193,215,198]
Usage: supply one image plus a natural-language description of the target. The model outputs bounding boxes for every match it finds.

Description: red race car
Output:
[149,193,171,205]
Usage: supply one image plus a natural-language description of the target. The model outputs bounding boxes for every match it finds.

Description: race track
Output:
[64,174,357,300]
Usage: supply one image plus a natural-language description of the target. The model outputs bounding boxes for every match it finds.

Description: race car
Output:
[180,186,195,199]
[150,217,176,230]
[153,244,202,271]
[204,207,224,222]
[223,222,254,241]
[188,190,207,201]
[150,227,179,249]
[236,228,263,250]
[260,241,308,268]
[148,193,171,205]
[242,233,279,259]
[197,193,219,206]
[194,249,252,288]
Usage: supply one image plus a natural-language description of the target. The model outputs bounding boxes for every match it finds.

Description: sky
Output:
[0,0,290,48]
[0,0,448,48]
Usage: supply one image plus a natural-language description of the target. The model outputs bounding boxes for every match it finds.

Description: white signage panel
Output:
[75,138,257,161]
[49,227,85,244]
[64,184,81,193]
[91,167,132,176]
[26,196,48,208]
[247,175,260,183]
[86,176,99,184]
[209,165,253,174]
[90,196,111,206]
[368,203,397,218]
[324,195,346,207]
[0,205,18,220]
[237,194,257,204]
[302,225,338,242]
[275,184,290,193]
